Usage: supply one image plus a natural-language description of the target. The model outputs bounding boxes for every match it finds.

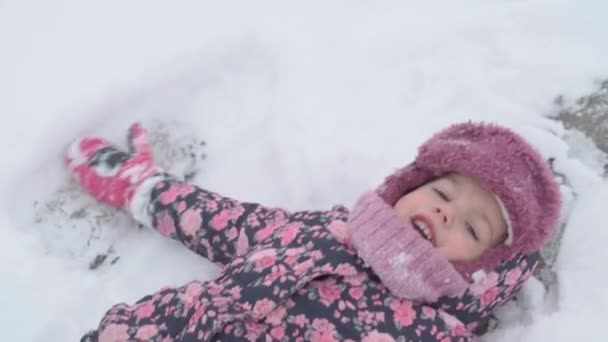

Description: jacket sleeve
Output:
[80,281,209,342]
[132,177,293,266]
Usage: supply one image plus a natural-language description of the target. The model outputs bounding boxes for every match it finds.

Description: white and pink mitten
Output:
[66,122,164,209]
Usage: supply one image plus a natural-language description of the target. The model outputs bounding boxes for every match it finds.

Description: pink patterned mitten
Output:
[66,122,164,209]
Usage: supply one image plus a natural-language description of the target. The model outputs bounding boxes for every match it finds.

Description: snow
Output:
[1,0,608,340]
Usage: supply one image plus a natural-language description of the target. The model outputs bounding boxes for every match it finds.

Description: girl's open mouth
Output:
[411,216,435,245]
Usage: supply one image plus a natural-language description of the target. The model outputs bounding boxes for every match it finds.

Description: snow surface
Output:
[1,0,608,340]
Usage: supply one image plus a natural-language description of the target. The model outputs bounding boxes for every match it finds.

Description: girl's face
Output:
[393,173,508,261]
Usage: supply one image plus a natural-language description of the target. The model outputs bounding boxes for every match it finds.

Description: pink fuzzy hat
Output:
[377,122,562,276]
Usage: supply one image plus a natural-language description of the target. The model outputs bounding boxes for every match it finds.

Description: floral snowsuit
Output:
[83,178,538,341]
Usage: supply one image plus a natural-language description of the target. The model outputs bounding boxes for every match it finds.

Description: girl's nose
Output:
[434,204,454,227]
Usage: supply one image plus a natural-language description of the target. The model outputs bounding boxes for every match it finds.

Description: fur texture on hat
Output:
[377,122,562,276]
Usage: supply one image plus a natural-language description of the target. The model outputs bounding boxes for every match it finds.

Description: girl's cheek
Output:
[442,238,476,261]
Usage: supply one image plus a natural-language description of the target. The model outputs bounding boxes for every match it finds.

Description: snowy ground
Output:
[1,0,608,340]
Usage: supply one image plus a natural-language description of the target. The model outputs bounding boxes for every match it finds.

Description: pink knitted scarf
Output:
[347,191,469,302]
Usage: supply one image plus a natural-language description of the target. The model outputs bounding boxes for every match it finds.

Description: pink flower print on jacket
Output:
[504,267,523,286]
[311,318,339,342]
[280,222,302,244]
[470,271,500,306]
[175,200,187,213]
[156,210,176,237]
[250,248,278,270]
[270,326,286,340]
[439,312,468,337]
[236,229,250,256]
[327,221,348,244]
[97,324,129,342]
[135,325,159,340]
[480,287,499,307]
[252,298,277,319]
[334,263,358,277]
[179,207,202,237]
[422,306,437,320]
[158,184,181,204]
[226,227,239,241]
[362,331,397,342]
[188,196,244,233]
[255,219,284,242]
[210,209,233,231]
[135,300,155,320]
[390,299,416,327]
[470,271,499,296]
[348,287,364,301]
[243,318,266,340]
[316,279,342,306]
[265,306,287,326]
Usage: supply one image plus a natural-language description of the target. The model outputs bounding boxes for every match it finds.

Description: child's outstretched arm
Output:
[67,122,292,267]
[131,176,291,265]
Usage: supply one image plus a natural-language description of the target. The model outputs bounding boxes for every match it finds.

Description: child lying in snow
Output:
[70,122,561,341]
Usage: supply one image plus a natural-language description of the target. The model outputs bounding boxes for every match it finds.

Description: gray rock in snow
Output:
[557,80,608,157]
[480,81,608,336]
[532,158,572,295]
[536,79,608,292]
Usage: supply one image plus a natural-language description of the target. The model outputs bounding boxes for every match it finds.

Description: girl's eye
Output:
[466,222,479,242]
[433,188,449,201]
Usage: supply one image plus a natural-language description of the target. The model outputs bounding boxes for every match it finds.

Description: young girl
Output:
[70,121,561,342]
